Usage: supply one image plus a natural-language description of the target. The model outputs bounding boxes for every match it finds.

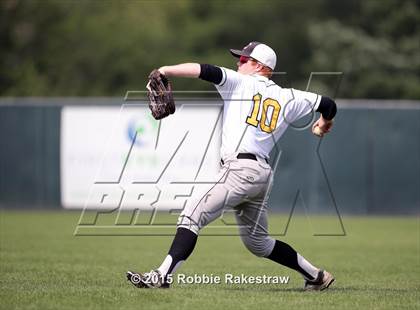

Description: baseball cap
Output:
[230,41,277,70]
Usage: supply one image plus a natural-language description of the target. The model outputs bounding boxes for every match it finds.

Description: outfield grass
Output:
[0,211,419,310]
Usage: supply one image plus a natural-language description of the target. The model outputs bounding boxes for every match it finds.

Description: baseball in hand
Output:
[312,126,323,137]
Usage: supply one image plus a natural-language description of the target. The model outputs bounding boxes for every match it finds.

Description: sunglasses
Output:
[239,55,252,64]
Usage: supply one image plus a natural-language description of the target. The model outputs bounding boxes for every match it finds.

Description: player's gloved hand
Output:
[146,69,175,120]
[312,116,333,137]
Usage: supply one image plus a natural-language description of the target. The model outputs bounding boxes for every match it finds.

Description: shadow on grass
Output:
[126,284,415,294]
[224,287,304,293]
[223,286,414,293]
[329,286,414,293]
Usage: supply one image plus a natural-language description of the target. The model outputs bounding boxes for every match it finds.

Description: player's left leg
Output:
[127,178,229,288]
[126,225,198,289]
[152,166,237,283]
[127,160,246,288]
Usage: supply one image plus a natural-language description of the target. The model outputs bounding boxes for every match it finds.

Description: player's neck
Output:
[252,72,271,79]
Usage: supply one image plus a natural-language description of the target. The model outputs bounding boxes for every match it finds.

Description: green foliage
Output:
[306,0,420,98]
[1,0,419,98]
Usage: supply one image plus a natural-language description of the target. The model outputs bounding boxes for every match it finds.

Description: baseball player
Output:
[128,41,337,290]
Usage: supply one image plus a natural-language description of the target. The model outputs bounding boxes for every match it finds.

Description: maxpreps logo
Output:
[126,113,158,147]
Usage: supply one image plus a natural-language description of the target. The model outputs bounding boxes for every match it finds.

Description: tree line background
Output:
[1,0,419,99]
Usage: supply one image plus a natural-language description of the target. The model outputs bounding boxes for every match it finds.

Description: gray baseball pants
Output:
[177,154,276,257]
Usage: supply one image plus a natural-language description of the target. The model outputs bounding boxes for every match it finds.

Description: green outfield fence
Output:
[0,98,419,214]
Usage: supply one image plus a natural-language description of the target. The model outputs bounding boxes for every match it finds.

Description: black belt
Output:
[221,153,268,165]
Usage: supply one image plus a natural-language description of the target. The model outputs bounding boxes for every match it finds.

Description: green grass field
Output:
[0,211,419,310]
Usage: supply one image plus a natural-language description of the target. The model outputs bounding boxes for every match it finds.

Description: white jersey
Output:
[215,67,321,160]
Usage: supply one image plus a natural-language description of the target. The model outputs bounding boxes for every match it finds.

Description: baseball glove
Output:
[146,69,175,120]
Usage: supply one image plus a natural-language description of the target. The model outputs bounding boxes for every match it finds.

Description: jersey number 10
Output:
[246,94,281,133]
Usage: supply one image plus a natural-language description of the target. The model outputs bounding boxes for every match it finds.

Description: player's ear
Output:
[255,63,264,71]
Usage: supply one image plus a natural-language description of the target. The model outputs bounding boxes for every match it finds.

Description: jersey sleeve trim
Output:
[314,94,321,111]
[219,67,228,87]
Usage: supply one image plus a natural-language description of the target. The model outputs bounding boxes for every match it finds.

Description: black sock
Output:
[266,240,315,280]
[166,227,198,274]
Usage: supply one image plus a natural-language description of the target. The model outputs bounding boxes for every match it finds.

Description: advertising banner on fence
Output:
[61,104,222,209]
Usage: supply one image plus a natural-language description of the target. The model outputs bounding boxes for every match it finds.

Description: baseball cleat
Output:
[126,270,170,289]
[304,270,335,291]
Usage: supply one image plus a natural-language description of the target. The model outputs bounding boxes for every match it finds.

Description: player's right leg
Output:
[231,159,334,291]
[228,157,334,290]
[235,204,334,290]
